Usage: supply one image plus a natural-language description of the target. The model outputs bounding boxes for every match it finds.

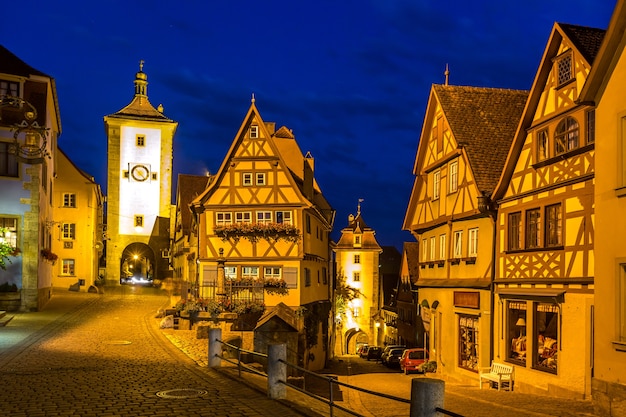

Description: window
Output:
[586,109,595,144]
[354,234,361,245]
[525,208,541,249]
[439,234,446,260]
[305,268,311,287]
[224,266,237,280]
[256,211,271,224]
[235,212,252,224]
[242,173,253,186]
[62,259,75,276]
[545,204,562,247]
[134,215,143,228]
[468,228,478,257]
[216,212,232,226]
[537,129,549,162]
[0,217,18,247]
[0,142,18,177]
[458,315,479,371]
[429,237,436,261]
[250,125,259,138]
[354,254,360,264]
[453,231,463,258]
[449,160,458,193]
[62,223,76,240]
[557,52,572,85]
[264,267,281,279]
[276,211,292,225]
[353,271,361,282]
[306,214,311,234]
[508,212,522,251]
[507,301,527,364]
[256,173,266,185]
[433,170,440,200]
[622,117,626,187]
[136,135,145,147]
[322,267,328,285]
[63,193,76,208]
[242,266,259,279]
[0,80,19,97]
[534,302,559,373]
[619,264,626,343]
[554,117,579,155]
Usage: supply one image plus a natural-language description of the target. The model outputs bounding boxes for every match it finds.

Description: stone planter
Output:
[0,291,21,312]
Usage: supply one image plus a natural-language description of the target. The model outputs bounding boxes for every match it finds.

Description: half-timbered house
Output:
[189,97,335,370]
[403,83,527,383]
[492,23,604,398]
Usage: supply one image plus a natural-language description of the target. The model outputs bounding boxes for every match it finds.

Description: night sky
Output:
[1,1,615,250]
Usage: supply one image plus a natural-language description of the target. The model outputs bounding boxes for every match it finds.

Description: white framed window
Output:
[468,228,478,257]
[250,125,259,138]
[256,172,266,185]
[429,236,436,261]
[439,234,446,260]
[62,193,76,208]
[62,259,75,276]
[235,212,252,224]
[256,211,272,224]
[354,254,360,264]
[62,223,76,240]
[242,266,259,279]
[0,217,18,247]
[216,212,232,226]
[449,160,458,193]
[224,266,237,280]
[264,267,281,279]
[453,230,463,258]
[242,173,253,186]
[433,170,440,200]
[276,211,292,225]
[422,239,428,262]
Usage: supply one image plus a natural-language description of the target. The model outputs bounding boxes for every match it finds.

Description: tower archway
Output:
[120,242,155,285]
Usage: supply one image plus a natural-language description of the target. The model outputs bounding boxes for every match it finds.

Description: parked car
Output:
[400,348,429,375]
[380,345,406,365]
[384,347,407,368]
[366,346,382,361]
[357,344,369,358]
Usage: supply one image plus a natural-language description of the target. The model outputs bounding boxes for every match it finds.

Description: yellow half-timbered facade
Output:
[493,23,604,398]
[190,98,335,370]
[579,1,626,413]
[404,84,527,382]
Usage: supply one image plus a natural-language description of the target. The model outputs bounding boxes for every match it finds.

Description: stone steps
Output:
[0,310,14,327]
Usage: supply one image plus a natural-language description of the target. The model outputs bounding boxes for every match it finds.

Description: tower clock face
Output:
[131,164,149,182]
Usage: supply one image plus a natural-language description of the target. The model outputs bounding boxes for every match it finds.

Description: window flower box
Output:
[214,223,301,243]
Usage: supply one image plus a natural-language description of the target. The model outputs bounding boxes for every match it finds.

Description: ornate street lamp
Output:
[0,96,50,164]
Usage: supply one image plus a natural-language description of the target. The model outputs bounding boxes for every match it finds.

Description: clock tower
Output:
[104,61,178,284]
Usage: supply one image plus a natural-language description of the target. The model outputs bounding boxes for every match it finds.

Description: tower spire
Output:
[357,198,364,216]
[444,63,450,86]
[134,60,148,97]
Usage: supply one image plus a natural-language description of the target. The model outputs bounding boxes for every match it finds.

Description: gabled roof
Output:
[176,174,211,235]
[402,241,420,285]
[0,45,49,77]
[493,22,606,200]
[335,212,382,250]
[433,85,528,194]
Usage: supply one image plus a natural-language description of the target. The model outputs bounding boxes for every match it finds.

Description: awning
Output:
[496,288,565,304]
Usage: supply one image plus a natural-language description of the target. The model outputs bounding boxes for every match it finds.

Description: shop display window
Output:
[507,301,527,364]
[458,315,479,371]
[533,302,559,373]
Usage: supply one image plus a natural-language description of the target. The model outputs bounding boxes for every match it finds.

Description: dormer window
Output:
[250,125,259,138]
[354,235,361,247]
[556,52,573,86]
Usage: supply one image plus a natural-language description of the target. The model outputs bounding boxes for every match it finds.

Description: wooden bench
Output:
[479,361,514,391]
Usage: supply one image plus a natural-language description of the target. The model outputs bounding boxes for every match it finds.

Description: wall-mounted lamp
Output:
[1,96,50,164]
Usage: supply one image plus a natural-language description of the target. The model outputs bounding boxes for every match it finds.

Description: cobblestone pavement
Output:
[0,287,317,417]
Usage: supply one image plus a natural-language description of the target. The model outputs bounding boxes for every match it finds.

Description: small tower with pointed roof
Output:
[103,61,178,284]
[333,200,383,354]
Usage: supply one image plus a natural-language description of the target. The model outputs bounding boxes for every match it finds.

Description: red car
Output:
[400,348,429,375]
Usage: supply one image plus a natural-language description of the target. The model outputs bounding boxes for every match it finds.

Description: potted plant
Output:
[40,248,58,264]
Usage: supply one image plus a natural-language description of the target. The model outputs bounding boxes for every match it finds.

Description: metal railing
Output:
[206,328,463,417]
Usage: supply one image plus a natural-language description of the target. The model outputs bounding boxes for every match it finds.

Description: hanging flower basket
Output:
[40,248,58,264]
[214,223,301,243]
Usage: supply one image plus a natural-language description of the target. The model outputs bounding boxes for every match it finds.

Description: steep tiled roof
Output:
[108,95,173,121]
[433,85,528,193]
[177,174,210,234]
[0,45,49,77]
[335,213,381,249]
[403,242,420,285]
[559,23,606,64]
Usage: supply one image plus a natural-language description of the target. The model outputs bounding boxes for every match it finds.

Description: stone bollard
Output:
[267,343,287,400]
[208,328,222,368]
[410,378,444,417]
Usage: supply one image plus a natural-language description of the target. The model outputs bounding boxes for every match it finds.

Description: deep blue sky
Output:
[2,1,615,250]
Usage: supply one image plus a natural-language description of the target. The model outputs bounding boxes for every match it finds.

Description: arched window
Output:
[554,117,579,155]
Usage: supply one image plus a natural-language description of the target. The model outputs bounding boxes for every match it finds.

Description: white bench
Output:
[479,361,514,391]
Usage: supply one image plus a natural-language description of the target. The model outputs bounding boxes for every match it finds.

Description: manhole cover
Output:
[156,389,208,399]
[105,340,132,345]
